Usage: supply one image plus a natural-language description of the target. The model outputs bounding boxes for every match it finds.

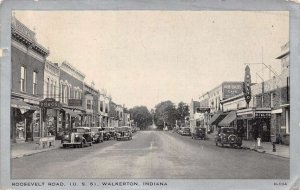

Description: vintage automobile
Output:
[215,127,242,148]
[116,126,132,141]
[90,127,104,143]
[102,127,116,140]
[61,127,93,148]
[181,127,191,136]
[191,127,206,140]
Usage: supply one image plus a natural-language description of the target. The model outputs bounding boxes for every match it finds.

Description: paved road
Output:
[11,131,289,179]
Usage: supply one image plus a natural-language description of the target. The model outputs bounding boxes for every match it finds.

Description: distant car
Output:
[116,126,132,141]
[103,127,116,140]
[181,127,191,136]
[61,127,93,148]
[191,127,206,140]
[215,127,242,148]
[90,127,104,143]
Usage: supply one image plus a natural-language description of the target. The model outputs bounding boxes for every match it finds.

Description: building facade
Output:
[218,42,290,144]
[58,61,85,137]
[11,16,49,142]
[83,82,100,127]
[196,81,243,132]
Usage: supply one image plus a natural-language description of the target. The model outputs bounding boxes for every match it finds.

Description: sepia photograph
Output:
[8,10,290,180]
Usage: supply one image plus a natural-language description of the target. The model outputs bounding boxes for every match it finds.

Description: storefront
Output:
[237,108,271,142]
[40,98,63,139]
[11,98,40,143]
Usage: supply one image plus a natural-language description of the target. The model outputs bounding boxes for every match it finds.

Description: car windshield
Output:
[103,128,110,131]
[222,128,236,134]
[183,128,190,131]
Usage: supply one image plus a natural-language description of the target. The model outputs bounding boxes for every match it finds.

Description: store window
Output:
[20,66,26,92]
[33,71,37,95]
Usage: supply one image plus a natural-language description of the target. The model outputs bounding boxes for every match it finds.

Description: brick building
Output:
[83,82,100,127]
[57,61,85,137]
[10,16,49,142]
[219,42,290,144]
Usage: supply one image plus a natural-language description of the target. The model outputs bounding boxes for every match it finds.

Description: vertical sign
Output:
[243,65,252,106]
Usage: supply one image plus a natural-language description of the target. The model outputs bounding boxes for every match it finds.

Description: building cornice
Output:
[61,61,85,81]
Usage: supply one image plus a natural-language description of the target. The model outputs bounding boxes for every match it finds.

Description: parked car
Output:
[90,127,104,143]
[61,127,93,148]
[103,127,116,140]
[181,127,191,136]
[215,127,242,148]
[116,126,132,141]
[191,127,206,140]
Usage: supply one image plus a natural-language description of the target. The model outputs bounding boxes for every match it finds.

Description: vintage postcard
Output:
[0,1,299,190]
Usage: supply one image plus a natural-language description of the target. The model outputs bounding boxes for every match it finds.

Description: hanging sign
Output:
[40,98,61,109]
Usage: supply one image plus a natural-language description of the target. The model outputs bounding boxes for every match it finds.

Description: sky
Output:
[14,11,289,109]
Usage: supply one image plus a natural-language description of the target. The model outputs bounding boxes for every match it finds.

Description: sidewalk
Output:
[242,140,290,159]
[206,133,289,158]
[11,140,61,159]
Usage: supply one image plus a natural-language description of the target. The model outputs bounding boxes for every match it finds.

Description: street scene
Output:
[9,11,289,179]
[12,129,289,179]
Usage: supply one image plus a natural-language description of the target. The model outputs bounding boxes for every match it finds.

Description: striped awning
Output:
[219,111,237,127]
[208,112,227,126]
[11,98,38,111]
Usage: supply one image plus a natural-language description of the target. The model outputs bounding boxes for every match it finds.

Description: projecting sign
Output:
[39,98,61,109]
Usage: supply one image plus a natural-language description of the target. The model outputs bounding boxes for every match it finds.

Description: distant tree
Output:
[176,102,190,126]
[129,106,153,130]
[154,101,177,130]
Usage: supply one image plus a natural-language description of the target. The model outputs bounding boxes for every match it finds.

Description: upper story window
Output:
[46,78,50,97]
[100,101,104,112]
[20,66,26,92]
[33,71,37,95]
[87,99,92,110]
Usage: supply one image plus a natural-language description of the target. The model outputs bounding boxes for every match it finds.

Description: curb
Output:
[11,146,60,159]
[242,146,289,159]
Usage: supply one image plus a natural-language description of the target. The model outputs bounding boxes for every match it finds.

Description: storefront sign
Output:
[68,99,82,107]
[40,98,61,109]
[255,113,271,118]
[237,113,253,119]
[223,83,243,99]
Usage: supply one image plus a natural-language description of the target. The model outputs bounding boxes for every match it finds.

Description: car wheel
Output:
[215,142,218,146]
[221,143,224,148]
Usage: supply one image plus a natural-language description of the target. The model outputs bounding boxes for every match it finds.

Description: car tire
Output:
[215,142,218,146]
[221,143,224,148]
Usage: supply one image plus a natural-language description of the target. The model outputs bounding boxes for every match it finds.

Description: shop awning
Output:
[62,108,79,117]
[219,111,237,127]
[11,99,38,110]
[208,112,227,126]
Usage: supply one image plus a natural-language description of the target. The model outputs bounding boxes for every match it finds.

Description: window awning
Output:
[11,99,38,111]
[208,112,227,126]
[62,108,79,117]
[219,111,237,127]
